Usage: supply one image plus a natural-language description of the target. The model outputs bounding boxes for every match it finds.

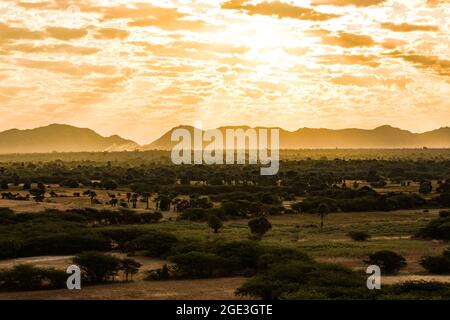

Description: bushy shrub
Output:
[415,217,450,240]
[167,239,205,257]
[364,251,407,274]
[20,234,111,256]
[145,264,174,281]
[420,256,450,274]
[179,208,208,221]
[210,240,264,272]
[73,252,122,283]
[133,231,178,257]
[170,251,230,278]
[420,249,450,274]
[207,213,223,233]
[347,231,371,242]
[248,216,272,240]
[257,246,311,270]
[379,281,450,299]
[236,260,366,300]
[0,264,66,291]
[98,228,147,251]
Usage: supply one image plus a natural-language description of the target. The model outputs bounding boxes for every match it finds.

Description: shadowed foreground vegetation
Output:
[1,152,450,299]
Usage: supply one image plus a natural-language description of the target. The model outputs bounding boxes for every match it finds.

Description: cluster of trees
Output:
[415,212,450,241]
[147,240,310,280]
[0,264,67,291]
[0,252,143,292]
[2,159,450,196]
[74,252,141,283]
[292,187,428,214]
[179,200,284,223]
[0,209,164,260]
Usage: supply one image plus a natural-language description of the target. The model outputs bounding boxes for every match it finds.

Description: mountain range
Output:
[0,124,449,154]
[142,125,450,150]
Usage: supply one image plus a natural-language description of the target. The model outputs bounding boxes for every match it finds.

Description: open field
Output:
[0,205,449,299]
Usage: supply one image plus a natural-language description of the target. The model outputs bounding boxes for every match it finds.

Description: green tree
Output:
[248,216,272,240]
[419,180,432,195]
[208,213,223,233]
[120,258,142,281]
[73,252,122,283]
[364,250,407,274]
[317,203,330,230]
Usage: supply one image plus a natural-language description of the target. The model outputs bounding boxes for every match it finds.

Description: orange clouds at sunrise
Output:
[0,0,448,143]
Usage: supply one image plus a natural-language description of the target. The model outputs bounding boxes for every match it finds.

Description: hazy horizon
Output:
[0,0,449,144]
[0,122,449,145]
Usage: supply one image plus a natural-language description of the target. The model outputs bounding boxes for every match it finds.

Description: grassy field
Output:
[0,203,449,299]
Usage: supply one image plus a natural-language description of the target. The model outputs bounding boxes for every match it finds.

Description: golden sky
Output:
[0,0,449,143]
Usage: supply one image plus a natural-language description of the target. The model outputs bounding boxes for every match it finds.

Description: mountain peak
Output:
[0,125,138,154]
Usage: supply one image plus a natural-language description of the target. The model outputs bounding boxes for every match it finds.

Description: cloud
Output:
[93,28,129,40]
[381,22,439,32]
[321,31,376,47]
[221,0,340,21]
[311,0,386,7]
[46,27,88,41]
[331,74,410,88]
[400,54,450,77]
[4,43,99,55]
[426,0,449,6]
[95,3,211,31]
[0,23,44,42]
[382,38,407,49]
[16,59,117,76]
[317,55,380,67]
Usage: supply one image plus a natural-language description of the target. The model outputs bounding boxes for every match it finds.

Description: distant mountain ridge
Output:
[0,124,139,154]
[142,125,450,150]
[0,124,449,154]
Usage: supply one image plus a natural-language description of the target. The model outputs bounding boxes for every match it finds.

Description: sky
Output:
[0,0,448,144]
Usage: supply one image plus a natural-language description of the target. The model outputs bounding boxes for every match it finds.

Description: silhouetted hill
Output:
[142,125,450,150]
[0,124,139,154]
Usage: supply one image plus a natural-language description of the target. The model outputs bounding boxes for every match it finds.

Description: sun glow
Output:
[0,0,448,143]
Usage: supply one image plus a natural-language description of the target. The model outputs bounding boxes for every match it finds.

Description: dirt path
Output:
[383,275,450,285]
[0,277,247,300]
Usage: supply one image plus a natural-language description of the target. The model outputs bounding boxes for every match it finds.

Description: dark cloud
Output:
[221,0,340,21]
[426,0,450,6]
[3,43,99,55]
[321,31,376,47]
[0,23,44,42]
[311,0,386,7]
[400,54,449,77]
[381,22,439,32]
[46,27,88,41]
[93,28,129,40]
